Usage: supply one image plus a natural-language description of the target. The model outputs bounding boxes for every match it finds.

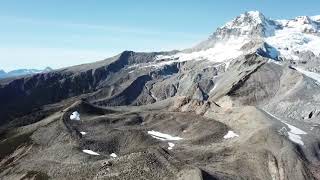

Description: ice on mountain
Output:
[247,11,264,22]
[265,110,306,146]
[153,11,320,72]
[70,111,80,120]
[284,122,307,135]
[168,142,175,150]
[311,15,320,22]
[259,43,279,59]
[82,149,100,156]
[265,26,320,60]
[267,47,279,59]
[285,16,318,33]
[223,131,239,139]
[220,12,320,61]
[110,153,117,158]
[278,125,305,146]
[148,130,183,141]
[291,66,320,85]
[268,59,282,66]
[150,135,166,141]
[222,11,276,37]
[288,132,304,146]
[155,36,247,67]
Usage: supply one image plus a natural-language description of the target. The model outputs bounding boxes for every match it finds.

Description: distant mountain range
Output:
[0,67,52,79]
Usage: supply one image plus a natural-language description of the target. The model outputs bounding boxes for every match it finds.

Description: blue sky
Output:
[0,0,319,71]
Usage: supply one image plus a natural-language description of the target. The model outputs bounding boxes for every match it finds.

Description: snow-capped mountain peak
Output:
[266,15,320,61]
[311,15,320,22]
[154,11,320,71]
[197,11,320,59]
[190,11,277,52]
[224,11,266,28]
[215,11,277,39]
[294,16,312,24]
[277,15,319,33]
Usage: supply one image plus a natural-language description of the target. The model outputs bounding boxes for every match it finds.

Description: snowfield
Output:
[311,15,320,22]
[168,142,175,150]
[291,66,320,85]
[152,11,320,70]
[110,153,117,158]
[70,111,80,120]
[287,132,304,146]
[283,122,307,135]
[223,131,239,139]
[155,37,247,69]
[284,122,307,146]
[147,130,183,141]
[265,27,320,60]
[82,149,100,156]
[264,110,307,146]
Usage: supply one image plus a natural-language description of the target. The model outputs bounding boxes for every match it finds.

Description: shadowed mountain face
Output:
[1,11,320,180]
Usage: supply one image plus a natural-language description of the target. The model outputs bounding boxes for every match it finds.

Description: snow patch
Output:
[110,153,117,158]
[223,11,275,37]
[265,19,320,60]
[148,130,183,141]
[283,122,307,135]
[70,111,80,120]
[174,37,246,62]
[80,131,87,135]
[268,59,282,66]
[155,37,247,69]
[150,135,166,141]
[82,149,100,156]
[264,110,306,146]
[279,124,306,146]
[311,15,320,22]
[288,132,304,146]
[223,131,239,139]
[168,142,175,150]
[291,66,320,85]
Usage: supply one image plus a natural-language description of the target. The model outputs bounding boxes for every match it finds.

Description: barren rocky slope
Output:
[1,11,320,180]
